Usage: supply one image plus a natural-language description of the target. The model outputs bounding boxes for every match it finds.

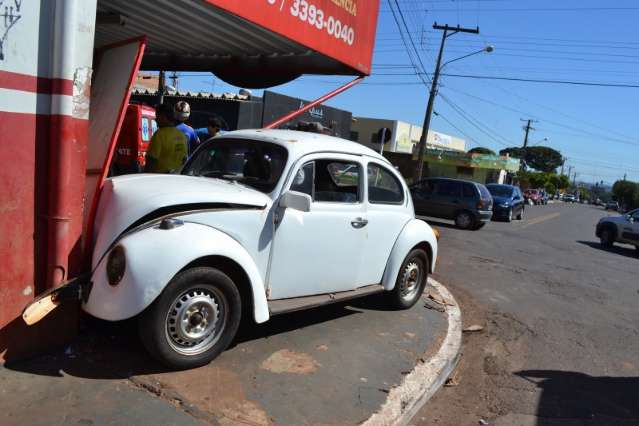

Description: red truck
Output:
[112,103,157,175]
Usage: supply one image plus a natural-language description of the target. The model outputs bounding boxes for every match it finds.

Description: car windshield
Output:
[181,138,288,193]
[487,185,513,198]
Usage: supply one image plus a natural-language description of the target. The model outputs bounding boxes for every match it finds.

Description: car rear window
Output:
[478,184,492,200]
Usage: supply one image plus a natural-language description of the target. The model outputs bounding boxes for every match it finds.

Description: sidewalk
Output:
[1,280,459,425]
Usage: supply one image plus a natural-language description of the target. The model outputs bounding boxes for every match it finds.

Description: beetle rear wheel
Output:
[139,267,241,369]
[389,249,429,309]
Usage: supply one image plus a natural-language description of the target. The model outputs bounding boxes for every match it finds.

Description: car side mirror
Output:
[279,191,312,212]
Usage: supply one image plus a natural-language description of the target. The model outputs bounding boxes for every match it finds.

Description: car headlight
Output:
[106,245,126,286]
[500,203,510,207]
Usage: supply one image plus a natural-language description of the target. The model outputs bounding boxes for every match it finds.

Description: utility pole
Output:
[519,119,538,171]
[573,171,577,187]
[157,70,166,105]
[170,72,179,92]
[415,23,480,182]
[560,157,565,176]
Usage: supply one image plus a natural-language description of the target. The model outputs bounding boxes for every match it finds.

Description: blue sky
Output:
[177,0,639,184]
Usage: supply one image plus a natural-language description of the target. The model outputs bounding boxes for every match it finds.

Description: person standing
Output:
[173,101,200,155]
[145,103,188,173]
[195,116,225,142]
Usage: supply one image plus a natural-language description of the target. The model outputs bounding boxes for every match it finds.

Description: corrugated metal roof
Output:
[131,89,251,101]
[96,0,352,87]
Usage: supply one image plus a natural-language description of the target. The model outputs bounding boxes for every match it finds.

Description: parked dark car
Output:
[605,201,619,211]
[486,184,525,222]
[410,178,493,230]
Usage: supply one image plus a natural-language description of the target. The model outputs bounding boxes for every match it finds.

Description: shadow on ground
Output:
[576,240,639,259]
[4,293,389,380]
[515,370,639,425]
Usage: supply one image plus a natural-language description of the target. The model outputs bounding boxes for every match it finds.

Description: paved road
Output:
[416,203,639,426]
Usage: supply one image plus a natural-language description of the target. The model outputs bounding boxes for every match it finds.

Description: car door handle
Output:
[351,217,368,229]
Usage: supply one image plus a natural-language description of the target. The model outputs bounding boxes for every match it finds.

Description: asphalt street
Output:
[417,203,639,425]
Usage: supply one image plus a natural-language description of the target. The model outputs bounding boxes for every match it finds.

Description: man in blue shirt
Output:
[195,117,225,142]
[173,101,200,156]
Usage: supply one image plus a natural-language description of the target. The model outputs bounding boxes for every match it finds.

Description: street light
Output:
[414,45,494,181]
[440,45,494,70]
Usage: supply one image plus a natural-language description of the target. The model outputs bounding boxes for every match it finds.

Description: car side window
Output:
[418,180,434,195]
[290,162,314,197]
[631,210,639,221]
[462,183,476,198]
[437,181,461,197]
[368,163,404,204]
[313,160,360,203]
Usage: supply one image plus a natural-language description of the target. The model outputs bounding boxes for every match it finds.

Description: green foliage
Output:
[517,170,569,193]
[468,147,496,155]
[499,146,564,173]
[612,180,639,210]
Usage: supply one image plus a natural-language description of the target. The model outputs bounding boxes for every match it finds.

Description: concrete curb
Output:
[363,277,462,426]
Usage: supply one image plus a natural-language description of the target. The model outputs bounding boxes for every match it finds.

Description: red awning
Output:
[95,0,379,88]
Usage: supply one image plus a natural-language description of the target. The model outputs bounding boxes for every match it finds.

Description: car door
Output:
[359,161,412,285]
[435,180,463,219]
[513,187,524,215]
[411,179,436,216]
[621,209,639,244]
[267,154,367,299]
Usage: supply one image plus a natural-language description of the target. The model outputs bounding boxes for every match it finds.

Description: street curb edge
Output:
[363,277,463,426]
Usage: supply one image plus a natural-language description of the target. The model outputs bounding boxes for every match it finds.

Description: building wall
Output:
[350,116,395,151]
[262,91,352,138]
[0,0,97,362]
[351,117,466,154]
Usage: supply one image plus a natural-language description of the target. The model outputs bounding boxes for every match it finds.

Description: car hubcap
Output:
[399,260,423,302]
[165,285,227,356]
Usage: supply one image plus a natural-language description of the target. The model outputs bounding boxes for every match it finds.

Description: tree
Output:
[468,147,496,155]
[499,146,564,173]
[612,180,639,210]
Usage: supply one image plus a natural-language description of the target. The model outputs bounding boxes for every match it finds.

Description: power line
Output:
[384,0,431,87]
[439,86,639,148]
[439,73,639,88]
[438,93,513,148]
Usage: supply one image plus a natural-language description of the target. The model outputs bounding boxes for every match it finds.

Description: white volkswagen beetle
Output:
[80,129,438,368]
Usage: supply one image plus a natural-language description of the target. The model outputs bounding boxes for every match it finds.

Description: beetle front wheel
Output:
[389,249,429,309]
[138,267,241,369]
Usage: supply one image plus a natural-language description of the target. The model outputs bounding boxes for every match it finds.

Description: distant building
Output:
[350,117,466,154]
[350,117,518,184]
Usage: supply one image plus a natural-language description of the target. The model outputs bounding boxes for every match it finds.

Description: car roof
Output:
[218,129,390,164]
[486,183,514,188]
[422,177,483,186]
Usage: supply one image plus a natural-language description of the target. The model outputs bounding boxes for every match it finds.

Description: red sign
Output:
[208,0,379,75]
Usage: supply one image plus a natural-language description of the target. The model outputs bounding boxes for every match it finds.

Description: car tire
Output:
[517,208,524,220]
[389,249,429,310]
[599,227,615,248]
[506,208,513,223]
[455,211,474,230]
[138,267,242,369]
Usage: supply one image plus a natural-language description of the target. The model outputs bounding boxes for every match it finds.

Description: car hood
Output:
[92,174,271,262]
[600,215,628,226]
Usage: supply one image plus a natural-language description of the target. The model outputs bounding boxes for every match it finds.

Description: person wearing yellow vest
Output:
[145,103,188,173]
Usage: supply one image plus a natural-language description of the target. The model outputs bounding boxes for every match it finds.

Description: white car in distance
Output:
[80,129,439,368]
